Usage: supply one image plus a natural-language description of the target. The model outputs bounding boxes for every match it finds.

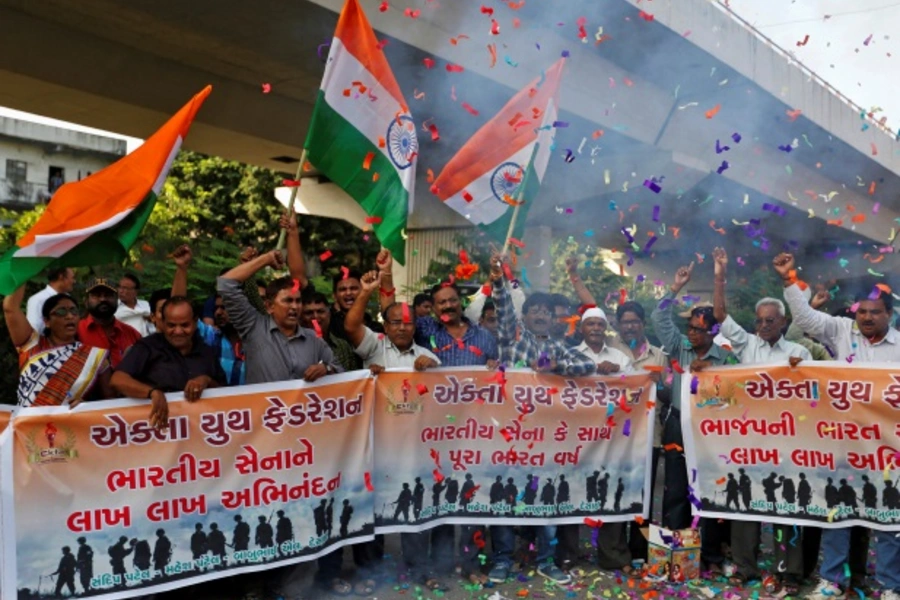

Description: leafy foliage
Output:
[0,150,382,403]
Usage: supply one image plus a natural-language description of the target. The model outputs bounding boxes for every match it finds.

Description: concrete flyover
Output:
[1,0,897,293]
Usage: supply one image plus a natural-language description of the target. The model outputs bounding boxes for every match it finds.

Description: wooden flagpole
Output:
[276,148,309,250]
[501,198,523,255]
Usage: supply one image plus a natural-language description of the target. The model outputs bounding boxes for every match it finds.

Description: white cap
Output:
[581,307,607,323]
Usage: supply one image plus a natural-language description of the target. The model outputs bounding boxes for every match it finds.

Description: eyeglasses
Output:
[687,325,711,334]
[49,307,79,317]
[526,307,551,317]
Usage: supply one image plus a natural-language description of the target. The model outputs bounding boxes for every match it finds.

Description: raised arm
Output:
[170,244,192,298]
[279,212,308,288]
[773,253,842,343]
[651,262,693,356]
[565,256,598,308]
[489,252,517,347]
[221,248,284,284]
[712,247,728,324]
[345,270,380,349]
[218,250,285,337]
[375,249,395,311]
[2,284,33,347]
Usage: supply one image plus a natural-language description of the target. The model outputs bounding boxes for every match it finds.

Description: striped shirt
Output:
[491,280,595,376]
[414,316,498,366]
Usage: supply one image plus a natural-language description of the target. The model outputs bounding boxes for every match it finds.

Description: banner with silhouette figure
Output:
[0,373,375,600]
[372,368,656,531]
[682,362,900,531]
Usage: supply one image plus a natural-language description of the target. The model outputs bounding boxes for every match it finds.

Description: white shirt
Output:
[355,327,441,368]
[464,286,526,322]
[115,299,153,337]
[25,285,59,332]
[784,283,900,363]
[718,314,811,364]
[574,341,634,371]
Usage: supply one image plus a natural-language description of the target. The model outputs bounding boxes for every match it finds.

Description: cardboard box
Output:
[645,524,701,582]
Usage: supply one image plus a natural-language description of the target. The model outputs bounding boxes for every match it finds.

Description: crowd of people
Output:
[3,213,898,600]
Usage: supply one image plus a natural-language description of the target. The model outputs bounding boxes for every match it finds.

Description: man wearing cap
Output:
[711,248,810,590]
[78,277,142,368]
[651,261,737,573]
[571,307,637,574]
[574,307,633,374]
[565,258,666,370]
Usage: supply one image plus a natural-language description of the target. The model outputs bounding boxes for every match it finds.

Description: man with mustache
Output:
[710,247,810,591]
[565,258,667,373]
[217,249,340,385]
[344,270,445,593]
[774,252,900,600]
[111,296,227,429]
[165,245,247,386]
[490,251,594,586]
[115,273,154,337]
[571,307,637,575]
[392,251,496,586]
[652,261,737,574]
[77,277,142,368]
[565,257,669,563]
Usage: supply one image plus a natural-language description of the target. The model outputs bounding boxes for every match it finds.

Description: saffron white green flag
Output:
[431,58,565,243]
[305,0,417,264]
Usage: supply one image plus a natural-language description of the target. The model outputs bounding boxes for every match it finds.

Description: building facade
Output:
[0,117,125,209]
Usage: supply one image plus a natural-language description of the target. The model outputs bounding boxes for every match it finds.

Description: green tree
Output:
[0,150,382,404]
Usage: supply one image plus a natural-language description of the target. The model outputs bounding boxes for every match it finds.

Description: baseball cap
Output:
[85,277,117,294]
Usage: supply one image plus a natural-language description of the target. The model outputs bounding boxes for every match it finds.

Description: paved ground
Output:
[177,524,873,600]
[164,463,878,600]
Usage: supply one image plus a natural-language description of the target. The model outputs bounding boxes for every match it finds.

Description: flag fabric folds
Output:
[305,0,417,265]
[431,58,565,244]
[0,86,212,295]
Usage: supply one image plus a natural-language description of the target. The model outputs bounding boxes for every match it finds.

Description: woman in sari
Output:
[3,284,112,407]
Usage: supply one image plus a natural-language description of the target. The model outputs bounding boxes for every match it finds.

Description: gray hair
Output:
[755,297,785,317]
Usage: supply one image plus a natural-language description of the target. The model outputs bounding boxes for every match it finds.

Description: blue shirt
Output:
[196,320,245,386]
[414,316,498,366]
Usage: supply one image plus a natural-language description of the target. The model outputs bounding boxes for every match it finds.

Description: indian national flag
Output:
[0,86,212,295]
[305,0,416,265]
[432,58,565,243]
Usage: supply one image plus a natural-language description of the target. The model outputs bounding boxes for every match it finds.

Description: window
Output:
[48,166,65,193]
[6,159,26,183]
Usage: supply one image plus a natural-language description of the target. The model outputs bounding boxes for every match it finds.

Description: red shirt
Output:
[77,316,142,368]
